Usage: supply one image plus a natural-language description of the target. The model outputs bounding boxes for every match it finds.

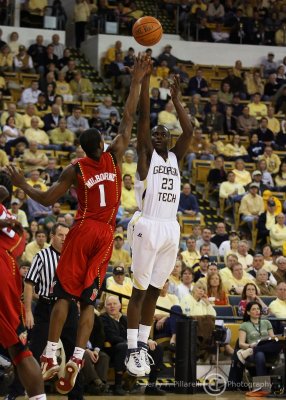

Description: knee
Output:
[114,342,127,355]
[254,351,265,363]
[147,285,160,300]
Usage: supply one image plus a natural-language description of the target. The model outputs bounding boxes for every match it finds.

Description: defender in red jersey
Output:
[6,55,150,394]
[0,186,46,400]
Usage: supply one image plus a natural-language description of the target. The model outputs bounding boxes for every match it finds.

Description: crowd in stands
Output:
[2,17,286,395]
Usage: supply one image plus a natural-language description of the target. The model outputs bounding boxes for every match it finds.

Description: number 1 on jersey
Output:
[99,184,106,207]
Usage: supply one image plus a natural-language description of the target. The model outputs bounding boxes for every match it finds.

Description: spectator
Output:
[26,169,48,192]
[258,146,281,175]
[207,0,225,22]
[270,213,286,250]
[248,93,267,120]
[104,40,123,69]
[239,182,264,228]
[149,87,166,127]
[257,199,278,245]
[28,0,48,17]
[237,106,258,135]
[261,53,277,78]
[219,253,239,279]
[103,265,132,315]
[175,266,194,301]
[157,60,170,79]
[180,236,201,268]
[158,78,171,101]
[207,272,228,305]
[120,174,137,215]
[178,183,199,216]
[197,17,213,42]
[180,281,216,316]
[62,59,77,83]
[50,118,75,151]
[88,107,105,132]
[275,161,286,189]
[245,70,264,97]
[232,158,251,187]
[247,134,265,162]
[2,116,24,150]
[9,198,28,228]
[237,301,281,372]
[211,222,229,248]
[98,96,120,121]
[247,254,277,286]
[74,0,90,49]
[67,106,89,136]
[255,269,276,296]
[28,35,46,72]
[70,70,93,101]
[218,83,233,105]
[269,281,286,317]
[35,93,51,118]
[212,22,229,42]
[186,128,213,172]
[43,202,61,229]
[158,101,182,133]
[168,259,182,294]
[222,70,245,98]
[24,117,50,147]
[257,159,274,187]
[51,33,65,59]
[256,118,274,146]
[196,228,219,257]
[58,48,71,70]
[186,69,209,97]
[236,240,253,270]
[207,155,227,187]
[275,21,286,46]
[203,104,224,133]
[21,82,41,106]
[22,140,48,172]
[276,65,286,87]
[223,134,248,160]
[272,256,286,285]
[187,93,205,122]
[193,255,210,282]
[55,71,73,102]
[149,66,162,91]
[219,170,245,204]
[262,245,276,273]
[264,74,280,100]
[157,44,180,70]
[43,103,61,132]
[0,45,13,72]
[8,31,20,57]
[109,233,131,269]
[0,103,24,130]
[14,45,35,73]
[222,262,254,295]
[22,230,49,263]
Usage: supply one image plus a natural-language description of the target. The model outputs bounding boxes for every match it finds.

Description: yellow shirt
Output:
[122,162,137,180]
[105,281,132,314]
[0,112,23,130]
[275,173,286,187]
[50,128,74,145]
[239,193,264,216]
[150,75,162,90]
[237,253,253,270]
[26,178,47,192]
[25,128,49,145]
[74,1,90,22]
[22,241,49,263]
[224,144,248,158]
[267,117,280,134]
[180,294,216,317]
[121,186,137,211]
[110,248,132,268]
[270,224,286,248]
[158,111,181,132]
[9,209,28,228]
[180,249,200,268]
[232,169,252,186]
[222,275,256,294]
[22,149,48,172]
[248,102,268,119]
[156,293,180,317]
[22,114,44,130]
[29,0,47,13]
[265,212,276,231]
[258,154,281,174]
[157,66,170,79]
[219,181,245,199]
[269,298,286,318]
[56,81,72,95]
[0,53,13,67]
[69,78,93,95]
[0,149,8,167]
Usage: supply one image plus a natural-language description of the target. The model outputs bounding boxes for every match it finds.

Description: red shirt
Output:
[72,152,122,226]
[0,204,25,259]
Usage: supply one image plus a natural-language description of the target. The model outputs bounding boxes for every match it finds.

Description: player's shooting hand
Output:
[5,165,26,188]
[170,75,181,101]
[131,53,150,82]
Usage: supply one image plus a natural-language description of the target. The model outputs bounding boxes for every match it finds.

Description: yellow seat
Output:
[224,323,240,350]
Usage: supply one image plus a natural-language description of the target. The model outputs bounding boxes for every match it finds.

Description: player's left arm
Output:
[108,54,149,165]
[170,75,194,162]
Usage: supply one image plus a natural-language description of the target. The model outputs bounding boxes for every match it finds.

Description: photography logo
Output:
[203,373,227,396]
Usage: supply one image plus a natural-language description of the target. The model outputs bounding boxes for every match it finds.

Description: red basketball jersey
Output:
[72,152,122,226]
[0,204,26,259]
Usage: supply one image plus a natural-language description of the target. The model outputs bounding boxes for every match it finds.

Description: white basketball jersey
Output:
[135,150,181,220]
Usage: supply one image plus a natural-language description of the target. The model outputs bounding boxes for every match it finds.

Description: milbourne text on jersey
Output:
[86,172,116,188]
[153,165,178,176]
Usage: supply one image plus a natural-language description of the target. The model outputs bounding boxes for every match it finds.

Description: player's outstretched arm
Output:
[5,164,76,207]
[108,54,149,165]
[136,62,153,180]
[170,75,193,161]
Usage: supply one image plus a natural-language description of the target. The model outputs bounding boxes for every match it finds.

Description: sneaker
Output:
[237,348,253,365]
[113,385,127,396]
[56,357,84,394]
[145,385,167,396]
[125,348,145,377]
[40,355,60,381]
[4,395,21,400]
[138,341,154,375]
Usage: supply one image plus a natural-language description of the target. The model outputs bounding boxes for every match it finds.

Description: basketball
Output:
[132,16,163,46]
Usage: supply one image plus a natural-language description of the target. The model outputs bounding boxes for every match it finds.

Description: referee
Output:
[5,223,83,400]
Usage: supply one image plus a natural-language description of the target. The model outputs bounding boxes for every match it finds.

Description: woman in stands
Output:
[237,283,268,316]
[29,220,38,241]
[247,133,265,162]
[207,272,228,305]
[262,244,275,271]
[232,158,252,186]
[175,266,194,301]
[274,160,286,189]
[237,301,282,374]
[224,134,249,161]
[209,131,225,156]
[255,269,277,296]
[180,281,216,317]
[14,188,28,214]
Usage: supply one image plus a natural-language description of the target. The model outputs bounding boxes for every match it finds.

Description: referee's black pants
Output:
[7,299,84,399]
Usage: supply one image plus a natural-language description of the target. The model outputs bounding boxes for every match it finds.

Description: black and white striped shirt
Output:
[25,246,60,297]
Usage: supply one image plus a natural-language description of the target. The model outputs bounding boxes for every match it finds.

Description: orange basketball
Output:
[132,16,163,46]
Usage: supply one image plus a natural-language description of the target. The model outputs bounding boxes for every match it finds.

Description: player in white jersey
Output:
[125,71,194,377]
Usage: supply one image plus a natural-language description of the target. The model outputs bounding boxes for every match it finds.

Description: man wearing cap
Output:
[239,182,264,229]
[14,45,34,73]
[193,255,210,282]
[103,265,132,315]
[247,170,269,195]
[257,198,278,245]
[270,213,286,250]
[110,233,131,269]
[261,53,277,78]
[9,198,28,228]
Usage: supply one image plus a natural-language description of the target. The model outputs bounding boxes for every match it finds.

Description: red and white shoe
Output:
[56,357,84,394]
[40,355,60,381]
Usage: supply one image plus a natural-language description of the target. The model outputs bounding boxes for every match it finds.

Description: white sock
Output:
[138,324,151,344]
[29,394,46,400]
[127,328,138,349]
[45,341,58,361]
[73,347,85,360]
